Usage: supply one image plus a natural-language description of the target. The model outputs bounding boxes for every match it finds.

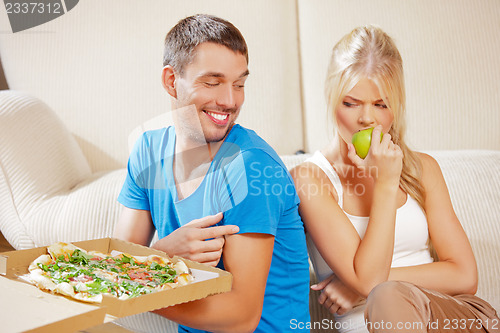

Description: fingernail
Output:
[232,226,239,233]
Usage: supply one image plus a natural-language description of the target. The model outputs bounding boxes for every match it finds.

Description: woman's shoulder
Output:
[291,152,336,184]
[414,152,444,186]
[415,152,441,171]
[289,159,326,184]
[289,152,339,200]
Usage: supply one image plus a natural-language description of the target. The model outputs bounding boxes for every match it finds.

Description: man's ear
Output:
[162,65,177,98]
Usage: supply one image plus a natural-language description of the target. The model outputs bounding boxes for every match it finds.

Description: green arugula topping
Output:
[149,262,162,270]
[85,279,113,295]
[69,249,94,265]
[115,254,134,265]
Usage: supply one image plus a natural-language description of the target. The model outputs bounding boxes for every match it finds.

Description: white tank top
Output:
[305,150,434,282]
[305,151,434,333]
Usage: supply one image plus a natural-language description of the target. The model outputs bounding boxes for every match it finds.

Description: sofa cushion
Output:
[25,169,125,248]
[0,91,125,249]
[432,150,500,312]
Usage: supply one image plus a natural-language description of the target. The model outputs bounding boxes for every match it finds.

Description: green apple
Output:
[351,128,383,159]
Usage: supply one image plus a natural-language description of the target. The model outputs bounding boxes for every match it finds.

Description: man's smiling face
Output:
[173,42,249,144]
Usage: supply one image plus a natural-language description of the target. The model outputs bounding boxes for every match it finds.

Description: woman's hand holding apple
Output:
[348,125,403,186]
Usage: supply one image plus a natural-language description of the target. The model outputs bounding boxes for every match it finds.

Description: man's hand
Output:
[311,274,364,315]
[152,213,239,266]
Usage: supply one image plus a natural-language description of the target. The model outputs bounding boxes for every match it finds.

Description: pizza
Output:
[26,242,194,303]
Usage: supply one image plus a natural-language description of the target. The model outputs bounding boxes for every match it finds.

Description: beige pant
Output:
[364,281,499,333]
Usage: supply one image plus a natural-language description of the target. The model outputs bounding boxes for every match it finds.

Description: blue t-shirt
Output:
[118,124,310,332]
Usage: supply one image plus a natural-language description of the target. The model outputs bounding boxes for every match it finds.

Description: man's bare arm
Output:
[113,206,155,246]
[154,233,275,333]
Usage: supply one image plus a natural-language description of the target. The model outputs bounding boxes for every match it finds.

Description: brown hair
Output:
[163,14,248,75]
[325,25,425,209]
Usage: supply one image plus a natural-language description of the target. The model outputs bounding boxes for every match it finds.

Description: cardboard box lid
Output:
[0,275,106,333]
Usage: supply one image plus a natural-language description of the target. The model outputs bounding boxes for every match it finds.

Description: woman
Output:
[291,25,499,333]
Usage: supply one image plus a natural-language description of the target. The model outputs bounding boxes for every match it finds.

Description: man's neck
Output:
[175,130,225,162]
[173,136,225,201]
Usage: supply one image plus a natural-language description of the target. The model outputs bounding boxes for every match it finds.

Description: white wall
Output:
[298,0,500,153]
[1,0,499,172]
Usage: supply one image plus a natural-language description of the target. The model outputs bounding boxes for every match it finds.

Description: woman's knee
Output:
[365,281,430,327]
[367,281,413,307]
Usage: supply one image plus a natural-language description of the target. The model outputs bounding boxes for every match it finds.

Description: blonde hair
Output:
[325,25,425,209]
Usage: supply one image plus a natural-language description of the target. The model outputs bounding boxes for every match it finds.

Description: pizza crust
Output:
[47,242,80,260]
[54,281,76,297]
[173,260,190,275]
[27,269,57,291]
[73,291,103,303]
[28,254,52,272]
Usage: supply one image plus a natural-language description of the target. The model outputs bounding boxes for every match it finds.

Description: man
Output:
[114,14,310,332]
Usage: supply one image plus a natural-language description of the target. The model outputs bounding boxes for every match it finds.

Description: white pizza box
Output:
[0,237,233,332]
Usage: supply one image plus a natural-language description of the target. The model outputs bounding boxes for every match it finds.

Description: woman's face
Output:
[335,77,394,145]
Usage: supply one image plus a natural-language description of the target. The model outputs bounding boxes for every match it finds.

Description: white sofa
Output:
[0,1,499,332]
